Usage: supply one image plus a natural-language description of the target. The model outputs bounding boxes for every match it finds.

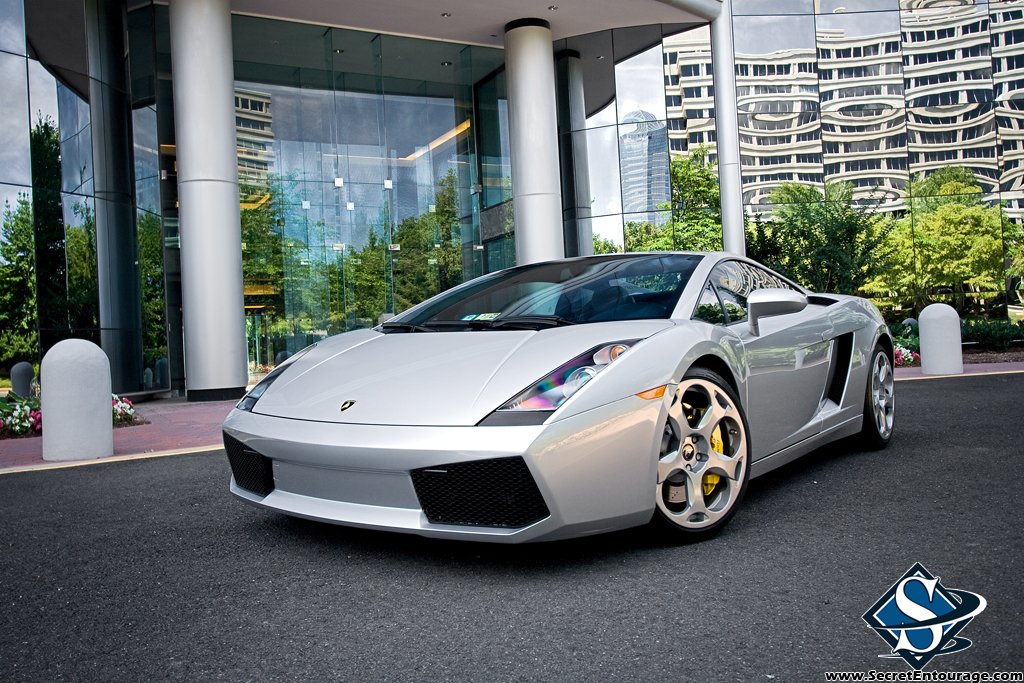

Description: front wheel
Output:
[653,367,750,539]
[858,344,895,450]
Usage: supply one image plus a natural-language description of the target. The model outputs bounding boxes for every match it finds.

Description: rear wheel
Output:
[858,344,895,450]
[654,367,750,539]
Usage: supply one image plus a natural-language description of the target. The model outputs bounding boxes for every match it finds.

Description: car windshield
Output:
[388,254,703,330]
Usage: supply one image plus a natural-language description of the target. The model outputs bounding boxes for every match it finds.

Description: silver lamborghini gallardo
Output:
[222,252,895,542]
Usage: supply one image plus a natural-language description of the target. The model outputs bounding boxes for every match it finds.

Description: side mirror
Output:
[748,288,808,336]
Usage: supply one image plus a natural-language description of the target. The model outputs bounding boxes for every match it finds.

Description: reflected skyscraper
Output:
[235,89,274,189]
[618,110,670,219]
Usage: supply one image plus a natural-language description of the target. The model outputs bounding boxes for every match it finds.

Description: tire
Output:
[653,367,751,540]
[858,344,895,450]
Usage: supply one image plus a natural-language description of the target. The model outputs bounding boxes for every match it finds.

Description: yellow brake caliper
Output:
[703,424,724,496]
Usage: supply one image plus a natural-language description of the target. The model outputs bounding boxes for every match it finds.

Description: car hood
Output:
[252,321,672,426]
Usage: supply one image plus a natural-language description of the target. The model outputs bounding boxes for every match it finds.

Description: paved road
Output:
[2,374,1022,682]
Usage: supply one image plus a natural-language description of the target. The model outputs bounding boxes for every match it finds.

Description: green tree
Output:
[64,201,99,330]
[137,210,166,368]
[592,233,621,254]
[593,146,725,255]
[667,144,723,252]
[748,181,892,294]
[30,115,69,335]
[864,168,1005,309]
[0,194,38,367]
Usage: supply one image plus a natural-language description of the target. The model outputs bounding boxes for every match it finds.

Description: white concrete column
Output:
[709,0,746,256]
[168,0,248,400]
[504,19,564,266]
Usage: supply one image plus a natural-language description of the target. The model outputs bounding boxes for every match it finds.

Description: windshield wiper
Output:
[468,315,577,331]
[381,321,436,333]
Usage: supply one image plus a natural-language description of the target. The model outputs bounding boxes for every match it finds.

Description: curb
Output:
[0,444,223,476]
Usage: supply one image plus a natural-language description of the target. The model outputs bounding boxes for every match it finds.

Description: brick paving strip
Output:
[2,361,1022,474]
[0,398,236,473]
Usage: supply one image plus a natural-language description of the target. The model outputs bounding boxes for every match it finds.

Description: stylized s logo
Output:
[893,576,943,654]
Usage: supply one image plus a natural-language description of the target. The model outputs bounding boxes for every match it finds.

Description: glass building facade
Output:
[648,0,1024,323]
[2,0,1023,393]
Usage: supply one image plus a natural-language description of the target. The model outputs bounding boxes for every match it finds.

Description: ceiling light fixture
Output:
[441,61,453,66]
[333,49,344,54]
[548,5,558,9]
[441,12,451,17]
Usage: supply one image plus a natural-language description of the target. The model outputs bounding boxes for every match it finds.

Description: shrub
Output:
[960,320,1023,351]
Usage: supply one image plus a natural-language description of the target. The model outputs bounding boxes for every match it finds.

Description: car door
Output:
[708,260,835,460]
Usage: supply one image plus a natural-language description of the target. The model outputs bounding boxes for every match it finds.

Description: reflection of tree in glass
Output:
[594,146,725,255]
[0,194,38,367]
[748,181,892,295]
[64,201,98,331]
[30,116,67,336]
[137,210,166,369]
[864,167,1005,316]
[1005,218,1024,305]
[352,169,464,320]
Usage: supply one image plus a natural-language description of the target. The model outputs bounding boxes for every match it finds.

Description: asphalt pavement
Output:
[1,374,1022,682]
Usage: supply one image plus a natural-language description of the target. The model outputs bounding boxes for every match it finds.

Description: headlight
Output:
[236,343,317,412]
[497,340,639,413]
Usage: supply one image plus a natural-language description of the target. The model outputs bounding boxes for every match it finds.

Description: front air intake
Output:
[410,456,550,528]
[223,432,275,497]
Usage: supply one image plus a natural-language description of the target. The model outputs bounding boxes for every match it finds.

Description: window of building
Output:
[924,149,959,162]
[758,155,792,166]
[846,158,881,172]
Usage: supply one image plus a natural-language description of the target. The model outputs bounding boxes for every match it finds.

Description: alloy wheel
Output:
[656,377,748,530]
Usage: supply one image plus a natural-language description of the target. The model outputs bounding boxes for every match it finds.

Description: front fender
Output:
[550,320,747,423]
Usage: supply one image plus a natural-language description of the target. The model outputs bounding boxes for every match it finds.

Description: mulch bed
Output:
[896,347,1024,369]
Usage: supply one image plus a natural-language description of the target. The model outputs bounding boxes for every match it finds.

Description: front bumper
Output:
[222,394,667,543]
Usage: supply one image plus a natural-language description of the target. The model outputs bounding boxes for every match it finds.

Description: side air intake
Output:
[223,432,275,497]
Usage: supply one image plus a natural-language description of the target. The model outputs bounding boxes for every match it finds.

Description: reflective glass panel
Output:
[0,0,25,56]
[0,51,30,186]
[907,104,997,193]
[614,41,667,123]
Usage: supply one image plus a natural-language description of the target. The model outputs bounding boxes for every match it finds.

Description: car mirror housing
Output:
[748,289,808,336]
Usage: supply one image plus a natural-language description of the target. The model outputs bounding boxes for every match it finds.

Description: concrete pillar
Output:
[41,339,113,462]
[168,0,248,401]
[504,19,564,266]
[709,0,745,256]
[87,0,144,393]
[10,362,34,398]
[919,303,963,375]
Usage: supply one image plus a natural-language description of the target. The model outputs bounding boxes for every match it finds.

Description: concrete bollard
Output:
[155,358,168,388]
[41,339,113,461]
[10,361,34,398]
[919,303,963,376]
[144,367,153,389]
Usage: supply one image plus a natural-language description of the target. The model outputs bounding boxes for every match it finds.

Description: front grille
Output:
[410,456,550,528]
[223,432,275,497]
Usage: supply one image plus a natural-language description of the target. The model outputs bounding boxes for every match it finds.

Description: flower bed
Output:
[0,392,147,440]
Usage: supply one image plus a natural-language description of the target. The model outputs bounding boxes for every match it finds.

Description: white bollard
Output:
[919,303,963,376]
[41,339,113,461]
